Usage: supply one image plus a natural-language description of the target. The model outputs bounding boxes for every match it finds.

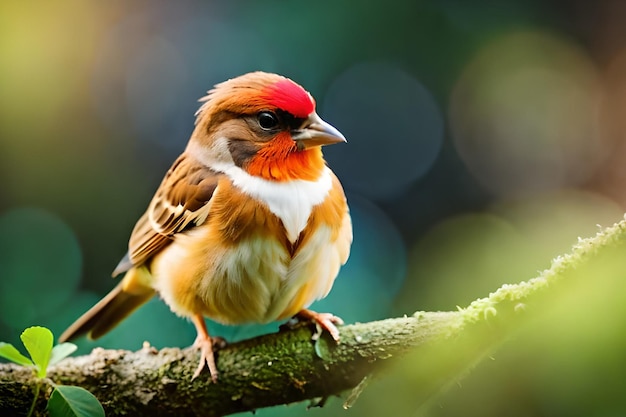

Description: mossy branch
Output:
[1,217,625,417]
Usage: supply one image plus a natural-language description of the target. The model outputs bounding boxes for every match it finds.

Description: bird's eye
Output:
[257,111,279,130]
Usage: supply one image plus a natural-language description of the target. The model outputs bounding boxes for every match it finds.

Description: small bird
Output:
[59,72,352,382]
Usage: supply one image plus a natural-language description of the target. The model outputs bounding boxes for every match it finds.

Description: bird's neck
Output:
[245,133,326,182]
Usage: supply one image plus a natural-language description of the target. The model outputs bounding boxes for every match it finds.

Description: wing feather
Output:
[113,153,220,276]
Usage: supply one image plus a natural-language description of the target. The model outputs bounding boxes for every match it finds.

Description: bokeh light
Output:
[92,9,281,152]
[491,189,623,262]
[450,31,607,196]
[0,207,82,330]
[403,212,524,311]
[592,46,626,207]
[124,35,189,147]
[399,188,622,314]
[323,61,444,200]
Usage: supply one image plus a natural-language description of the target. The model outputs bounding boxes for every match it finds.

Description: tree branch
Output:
[1,314,459,416]
[2,217,625,417]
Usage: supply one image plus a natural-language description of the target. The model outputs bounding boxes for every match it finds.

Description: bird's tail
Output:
[59,267,155,342]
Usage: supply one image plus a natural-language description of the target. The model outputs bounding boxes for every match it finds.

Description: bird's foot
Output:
[296,309,344,342]
[192,334,219,382]
[190,314,225,382]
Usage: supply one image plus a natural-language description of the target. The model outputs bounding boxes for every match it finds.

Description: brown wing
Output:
[112,153,220,276]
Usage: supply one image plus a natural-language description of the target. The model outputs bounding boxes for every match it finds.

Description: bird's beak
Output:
[292,113,346,149]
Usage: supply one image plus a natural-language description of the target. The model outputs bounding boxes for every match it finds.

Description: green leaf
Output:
[48,386,105,417]
[49,343,78,367]
[0,342,34,366]
[20,326,53,378]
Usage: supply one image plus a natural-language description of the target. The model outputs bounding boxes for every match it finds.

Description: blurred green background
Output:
[2,0,626,415]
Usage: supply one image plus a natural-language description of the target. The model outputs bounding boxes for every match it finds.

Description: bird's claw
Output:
[296,309,343,342]
[192,335,219,382]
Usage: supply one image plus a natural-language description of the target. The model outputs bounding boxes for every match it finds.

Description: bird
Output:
[59,71,352,382]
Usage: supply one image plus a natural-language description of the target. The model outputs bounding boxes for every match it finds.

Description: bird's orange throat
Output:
[245,133,326,182]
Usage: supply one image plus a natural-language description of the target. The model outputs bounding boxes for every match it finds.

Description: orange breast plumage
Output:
[149,165,352,325]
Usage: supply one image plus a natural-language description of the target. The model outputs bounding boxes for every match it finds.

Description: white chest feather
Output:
[187,138,333,242]
[222,165,333,242]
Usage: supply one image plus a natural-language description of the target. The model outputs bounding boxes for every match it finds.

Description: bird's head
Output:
[188,72,346,181]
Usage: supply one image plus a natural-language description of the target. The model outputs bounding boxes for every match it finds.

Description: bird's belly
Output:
[152,225,340,325]
[198,235,290,324]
